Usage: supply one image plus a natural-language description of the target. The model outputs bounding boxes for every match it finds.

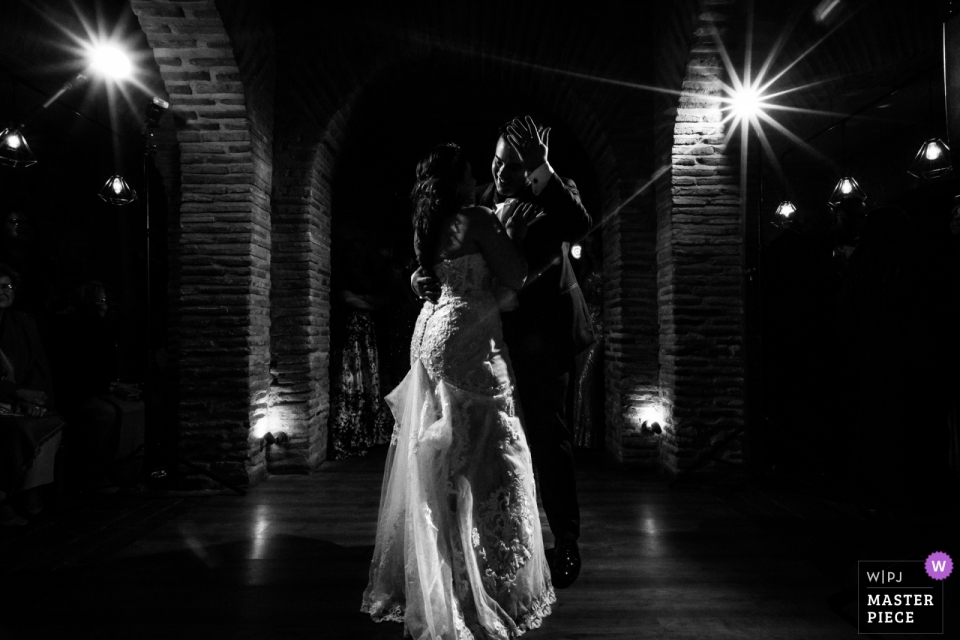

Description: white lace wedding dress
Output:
[362,252,555,639]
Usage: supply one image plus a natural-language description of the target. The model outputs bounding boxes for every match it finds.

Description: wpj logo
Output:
[858,553,951,635]
[928,555,951,577]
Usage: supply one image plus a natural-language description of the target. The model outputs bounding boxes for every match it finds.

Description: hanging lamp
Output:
[907,74,952,179]
[98,175,137,206]
[828,177,867,209]
[829,122,866,209]
[0,126,36,167]
[908,138,952,180]
[775,200,797,225]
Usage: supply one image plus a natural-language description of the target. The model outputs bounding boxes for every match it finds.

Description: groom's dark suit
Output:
[477,172,593,543]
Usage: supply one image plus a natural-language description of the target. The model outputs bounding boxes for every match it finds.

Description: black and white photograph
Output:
[0,1,957,638]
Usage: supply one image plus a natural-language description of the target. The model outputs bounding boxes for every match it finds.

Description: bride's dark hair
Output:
[411,143,469,275]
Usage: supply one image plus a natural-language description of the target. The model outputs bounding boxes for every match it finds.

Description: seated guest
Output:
[50,281,141,489]
[0,263,63,523]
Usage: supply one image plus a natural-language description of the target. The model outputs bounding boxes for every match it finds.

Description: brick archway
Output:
[267,39,641,470]
[129,0,749,483]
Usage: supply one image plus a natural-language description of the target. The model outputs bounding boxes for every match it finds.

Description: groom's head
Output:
[491,121,527,197]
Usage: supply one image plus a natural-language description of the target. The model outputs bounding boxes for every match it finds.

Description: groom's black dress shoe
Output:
[550,539,580,589]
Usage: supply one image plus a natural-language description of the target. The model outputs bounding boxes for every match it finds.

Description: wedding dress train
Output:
[362,252,554,639]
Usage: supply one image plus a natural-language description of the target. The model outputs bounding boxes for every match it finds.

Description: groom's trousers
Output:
[503,317,580,544]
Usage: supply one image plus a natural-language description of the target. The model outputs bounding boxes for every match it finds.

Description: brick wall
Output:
[602,124,661,465]
[132,0,274,487]
[267,8,364,470]
[654,0,746,475]
[267,106,339,472]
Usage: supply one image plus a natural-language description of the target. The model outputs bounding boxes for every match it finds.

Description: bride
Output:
[362,143,555,638]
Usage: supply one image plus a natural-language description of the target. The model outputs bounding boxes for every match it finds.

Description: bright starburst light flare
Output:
[26,2,158,164]
[88,43,132,80]
[706,0,872,187]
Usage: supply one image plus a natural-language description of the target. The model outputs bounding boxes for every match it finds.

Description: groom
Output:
[413,116,594,588]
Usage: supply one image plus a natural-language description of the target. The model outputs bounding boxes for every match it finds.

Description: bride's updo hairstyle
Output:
[411,143,469,276]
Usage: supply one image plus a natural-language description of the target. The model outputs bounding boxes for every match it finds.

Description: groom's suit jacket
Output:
[476,173,595,359]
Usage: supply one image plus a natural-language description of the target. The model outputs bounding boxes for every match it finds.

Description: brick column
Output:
[602,162,661,465]
[132,0,273,487]
[264,27,356,471]
[267,118,335,471]
[655,2,747,475]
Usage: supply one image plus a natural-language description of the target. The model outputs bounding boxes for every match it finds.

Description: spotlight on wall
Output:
[570,244,582,260]
[98,175,137,206]
[908,138,952,180]
[828,176,866,209]
[0,127,36,167]
[260,431,289,451]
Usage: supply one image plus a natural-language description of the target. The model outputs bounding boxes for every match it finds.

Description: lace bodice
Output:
[434,252,495,299]
[409,253,513,396]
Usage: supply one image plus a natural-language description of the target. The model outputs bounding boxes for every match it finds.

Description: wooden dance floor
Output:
[2,449,957,639]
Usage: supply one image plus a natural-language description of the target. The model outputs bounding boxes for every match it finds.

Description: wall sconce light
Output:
[98,175,137,206]
[260,431,289,451]
[828,176,867,210]
[570,244,582,260]
[0,127,36,167]
[908,138,952,180]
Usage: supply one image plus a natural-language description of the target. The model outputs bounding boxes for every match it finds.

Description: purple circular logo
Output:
[925,552,953,580]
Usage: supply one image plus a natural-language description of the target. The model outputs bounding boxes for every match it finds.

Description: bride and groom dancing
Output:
[362,116,594,638]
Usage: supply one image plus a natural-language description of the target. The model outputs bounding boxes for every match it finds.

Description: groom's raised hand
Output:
[505,116,551,173]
